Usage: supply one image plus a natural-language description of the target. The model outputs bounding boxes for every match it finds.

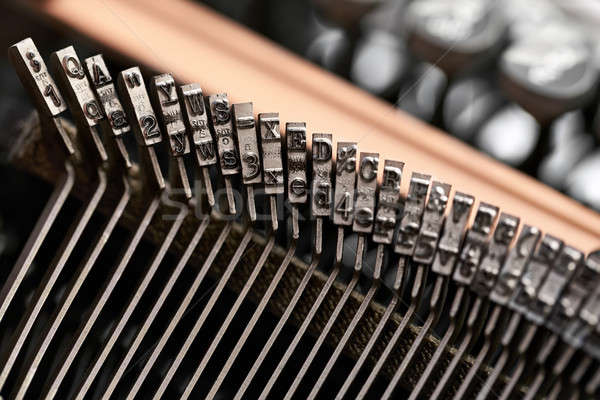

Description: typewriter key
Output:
[311,133,333,253]
[39,65,171,400]
[480,235,564,400]
[402,0,506,125]
[310,0,385,77]
[443,77,504,142]
[350,31,409,99]
[208,93,240,214]
[408,192,475,400]
[283,150,366,400]
[259,113,285,231]
[476,104,540,167]
[117,66,165,191]
[233,102,262,221]
[1,44,114,396]
[501,0,565,42]
[336,159,404,400]
[435,214,519,400]
[405,0,506,77]
[396,62,447,123]
[0,39,75,354]
[258,144,353,398]
[150,73,192,199]
[538,132,593,190]
[235,140,331,400]
[84,54,132,170]
[358,173,433,399]
[566,151,600,211]
[50,46,108,165]
[71,72,198,400]
[286,122,308,238]
[382,182,452,399]
[179,83,217,206]
[429,203,499,400]
[499,38,598,174]
[303,153,380,400]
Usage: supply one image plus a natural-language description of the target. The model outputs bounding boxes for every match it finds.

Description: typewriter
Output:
[0,0,600,399]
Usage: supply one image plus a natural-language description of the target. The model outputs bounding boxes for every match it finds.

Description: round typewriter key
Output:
[305,0,384,78]
[551,110,586,147]
[350,30,409,98]
[532,20,588,47]
[538,132,593,190]
[404,0,506,77]
[402,0,506,127]
[475,104,539,166]
[396,62,447,122]
[500,39,597,126]
[499,38,598,174]
[501,0,566,42]
[443,76,504,141]
[305,27,353,74]
[565,151,600,211]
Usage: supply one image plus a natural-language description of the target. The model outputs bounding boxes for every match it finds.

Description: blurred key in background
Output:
[199,0,600,212]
